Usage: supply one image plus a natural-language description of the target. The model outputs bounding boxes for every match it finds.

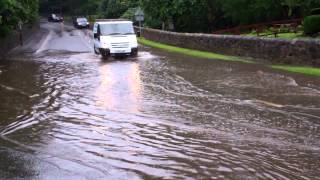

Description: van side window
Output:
[93,23,98,33]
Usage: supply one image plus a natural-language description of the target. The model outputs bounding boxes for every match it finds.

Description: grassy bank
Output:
[270,65,320,76]
[138,38,320,76]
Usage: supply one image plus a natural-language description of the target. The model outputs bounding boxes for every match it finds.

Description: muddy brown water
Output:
[1,46,320,179]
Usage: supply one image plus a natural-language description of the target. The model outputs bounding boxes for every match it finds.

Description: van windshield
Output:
[100,23,134,35]
[77,18,88,22]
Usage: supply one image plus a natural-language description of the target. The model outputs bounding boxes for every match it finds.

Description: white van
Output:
[93,20,138,58]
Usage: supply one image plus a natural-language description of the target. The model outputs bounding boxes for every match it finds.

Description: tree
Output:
[141,0,225,32]
[140,0,174,30]
[2,0,319,37]
[282,0,301,17]
[219,0,284,25]
[0,0,39,37]
[99,0,138,19]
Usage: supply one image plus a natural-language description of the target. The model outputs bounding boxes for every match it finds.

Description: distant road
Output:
[10,20,93,55]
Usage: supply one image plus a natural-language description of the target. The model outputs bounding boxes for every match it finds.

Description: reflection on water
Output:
[96,61,142,113]
[0,50,320,179]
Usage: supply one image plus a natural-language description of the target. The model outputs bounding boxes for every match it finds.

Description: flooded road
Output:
[1,22,320,179]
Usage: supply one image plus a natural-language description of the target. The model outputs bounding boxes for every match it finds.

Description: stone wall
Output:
[0,23,39,59]
[138,27,320,67]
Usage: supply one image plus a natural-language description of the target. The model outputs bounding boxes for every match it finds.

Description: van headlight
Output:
[101,42,109,49]
[131,42,138,48]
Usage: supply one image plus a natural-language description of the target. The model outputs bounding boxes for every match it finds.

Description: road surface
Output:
[0,21,320,179]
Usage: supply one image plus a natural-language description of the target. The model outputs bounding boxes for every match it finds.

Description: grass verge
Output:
[138,37,320,76]
[270,65,320,76]
[138,38,253,63]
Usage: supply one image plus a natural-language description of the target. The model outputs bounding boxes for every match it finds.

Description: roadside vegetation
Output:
[140,0,320,34]
[45,0,320,37]
[2,0,320,37]
[271,65,320,76]
[304,15,320,35]
[0,0,39,37]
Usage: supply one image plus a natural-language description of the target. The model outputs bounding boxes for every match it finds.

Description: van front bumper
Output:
[100,48,138,57]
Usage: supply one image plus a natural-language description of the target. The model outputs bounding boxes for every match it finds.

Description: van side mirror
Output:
[136,31,141,37]
[94,33,99,39]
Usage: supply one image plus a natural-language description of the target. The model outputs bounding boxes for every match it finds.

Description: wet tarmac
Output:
[0,22,320,179]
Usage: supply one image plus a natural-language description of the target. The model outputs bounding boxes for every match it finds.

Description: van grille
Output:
[111,42,129,49]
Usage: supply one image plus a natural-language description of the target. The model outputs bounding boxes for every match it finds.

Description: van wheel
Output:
[94,46,99,54]
[102,54,110,60]
[131,51,138,57]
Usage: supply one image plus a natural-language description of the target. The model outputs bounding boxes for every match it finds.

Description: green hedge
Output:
[0,26,11,38]
[303,15,320,35]
[0,0,38,38]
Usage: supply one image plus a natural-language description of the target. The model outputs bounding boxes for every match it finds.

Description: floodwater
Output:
[0,22,320,179]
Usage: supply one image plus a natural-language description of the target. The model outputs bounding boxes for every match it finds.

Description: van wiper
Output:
[123,32,135,35]
[108,33,122,35]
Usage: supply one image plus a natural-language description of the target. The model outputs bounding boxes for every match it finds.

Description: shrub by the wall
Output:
[304,15,320,35]
[0,26,11,38]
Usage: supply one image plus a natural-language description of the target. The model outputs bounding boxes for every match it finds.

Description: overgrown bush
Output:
[88,15,102,23]
[0,26,11,38]
[121,7,137,21]
[303,15,320,35]
[0,0,38,38]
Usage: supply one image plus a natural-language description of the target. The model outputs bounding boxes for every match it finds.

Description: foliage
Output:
[0,0,39,37]
[2,0,319,37]
[37,0,320,33]
[303,15,320,35]
[281,0,302,17]
[39,0,101,15]
[271,65,320,76]
[220,0,284,25]
[0,26,10,37]
[140,0,225,32]
[121,7,138,21]
[138,0,320,32]
[99,0,138,19]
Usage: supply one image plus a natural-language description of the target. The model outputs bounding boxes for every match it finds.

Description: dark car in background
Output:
[48,14,64,22]
[74,17,90,29]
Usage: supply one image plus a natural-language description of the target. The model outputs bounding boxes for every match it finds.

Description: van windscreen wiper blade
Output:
[108,33,122,35]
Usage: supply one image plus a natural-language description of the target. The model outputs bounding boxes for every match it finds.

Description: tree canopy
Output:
[0,0,39,37]
[140,0,320,32]
[1,0,320,37]
[37,0,319,32]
